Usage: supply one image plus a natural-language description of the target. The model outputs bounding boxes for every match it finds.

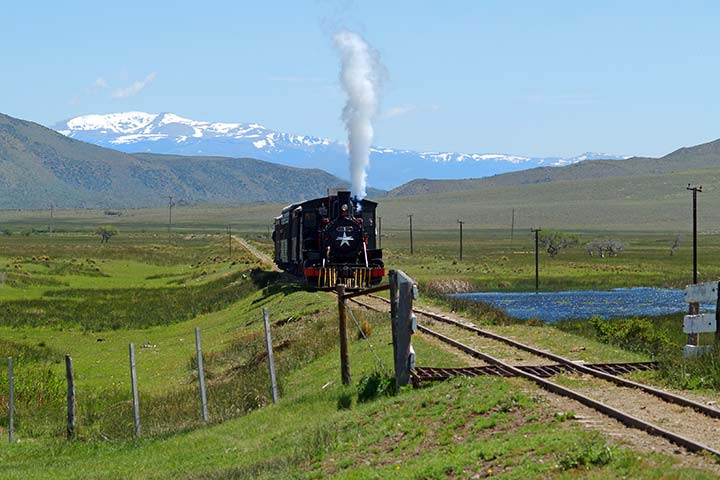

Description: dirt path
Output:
[232,235,280,271]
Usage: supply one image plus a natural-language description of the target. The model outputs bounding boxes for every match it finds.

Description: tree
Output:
[586,238,626,258]
[95,226,119,243]
[539,230,579,258]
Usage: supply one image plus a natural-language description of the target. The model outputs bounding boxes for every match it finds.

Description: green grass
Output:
[1,321,718,479]
[0,226,719,477]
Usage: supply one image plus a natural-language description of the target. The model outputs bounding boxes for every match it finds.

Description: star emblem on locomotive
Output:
[336,232,353,247]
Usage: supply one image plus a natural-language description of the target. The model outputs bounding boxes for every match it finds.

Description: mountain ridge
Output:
[53,111,628,189]
[0,112,379,209]
[388,138,720,196]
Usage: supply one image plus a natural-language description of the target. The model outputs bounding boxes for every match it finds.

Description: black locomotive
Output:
[273,190,384,288]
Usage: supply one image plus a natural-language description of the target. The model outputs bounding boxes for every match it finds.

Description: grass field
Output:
[0,211,719,478]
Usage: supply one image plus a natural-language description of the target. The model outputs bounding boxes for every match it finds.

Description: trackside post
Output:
[195,327,209,421]
[683,281,719,357]
[263,308,280,404]
[129,343,141,437]
[8,357,14,444]
[336,286,351,385]
[65,354,76,440]
[390,270,417,387]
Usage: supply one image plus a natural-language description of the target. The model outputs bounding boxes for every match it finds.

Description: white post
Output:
[8,357,14,444]
[263,308,279,404]
[195,327,209,422]
[129,343,140,437]
[390,270,417,387]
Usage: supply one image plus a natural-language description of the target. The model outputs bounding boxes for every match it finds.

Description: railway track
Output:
[349,294,720,457]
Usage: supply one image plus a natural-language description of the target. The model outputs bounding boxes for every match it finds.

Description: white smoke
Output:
[333,30,384,200]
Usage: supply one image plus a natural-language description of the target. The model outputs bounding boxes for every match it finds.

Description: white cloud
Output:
[94,77,108,89]
[112,72,157,99]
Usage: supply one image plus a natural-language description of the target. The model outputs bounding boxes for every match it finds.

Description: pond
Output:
[452,287,715,323]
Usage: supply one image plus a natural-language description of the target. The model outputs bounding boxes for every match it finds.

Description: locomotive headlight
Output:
[341,204,348,212]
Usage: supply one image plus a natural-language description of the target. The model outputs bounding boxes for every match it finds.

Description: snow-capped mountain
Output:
[53,112,629,189]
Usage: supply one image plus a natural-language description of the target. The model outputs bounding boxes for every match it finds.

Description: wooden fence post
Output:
[129,343,140,437]
[8,357,14,444]
[195,327,209,421]
[688,301,700,346]
[263,308,279,404]
[715,281,720,344]
[336,285,351,385]
[65,354,76,440]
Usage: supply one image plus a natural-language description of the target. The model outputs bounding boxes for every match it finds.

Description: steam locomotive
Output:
[273,190,384,288]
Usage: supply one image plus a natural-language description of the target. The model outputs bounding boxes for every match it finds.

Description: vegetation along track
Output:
[350,294,720,458]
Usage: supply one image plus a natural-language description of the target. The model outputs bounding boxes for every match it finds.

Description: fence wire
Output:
[346,304,388,375]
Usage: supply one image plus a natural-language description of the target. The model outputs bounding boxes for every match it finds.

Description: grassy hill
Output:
[374,167,720,232]
[390,138,720,196]
[0,113,381,209]
[0,161,714,236]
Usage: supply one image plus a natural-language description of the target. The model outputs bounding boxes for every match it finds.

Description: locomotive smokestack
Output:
[337,190,353,216]
[333,30,384,201]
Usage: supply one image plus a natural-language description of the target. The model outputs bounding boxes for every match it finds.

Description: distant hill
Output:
[373,166,720,232]
[0,113,380,209]
[53,111,628,190]
[390,139,720,196]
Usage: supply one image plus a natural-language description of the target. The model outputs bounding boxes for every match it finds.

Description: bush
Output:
[357,319,372,339]
[658,348,720,390]
[357,371,395,403]
[556,437,614,470]
[336,392,353,410]
[588,316,674,356]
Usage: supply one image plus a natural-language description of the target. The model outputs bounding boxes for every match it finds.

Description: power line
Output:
[408,214,414,254]
[457,219,464,261]
[167,196,174,243]
[531,227,541,293]
[687,184,702,285]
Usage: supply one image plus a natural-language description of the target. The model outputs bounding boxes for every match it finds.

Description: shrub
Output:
[556,437,614,470]
[357,371,395,403]
[357,319,372,339]
[588,316,674,356]
[337,392,353,410]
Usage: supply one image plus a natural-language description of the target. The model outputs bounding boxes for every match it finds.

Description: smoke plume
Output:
[333,30,384,200]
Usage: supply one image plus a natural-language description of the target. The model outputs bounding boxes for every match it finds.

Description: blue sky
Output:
[3,1,720,157]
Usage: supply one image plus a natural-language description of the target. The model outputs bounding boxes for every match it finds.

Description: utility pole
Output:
[687,185,702,286]
[378,216,382,249]
[227,224,232,258]
[457,219,464,261]
[167,196,174,243]
[510,208,515,242]
[408,214,414,254]
[531,228,541,293]
[686,185,703,350]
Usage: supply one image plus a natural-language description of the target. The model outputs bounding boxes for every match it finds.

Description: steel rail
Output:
[418,323,720,457]
[366,294,720,420]
[350,295,720,456]
[412,362,659,381]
